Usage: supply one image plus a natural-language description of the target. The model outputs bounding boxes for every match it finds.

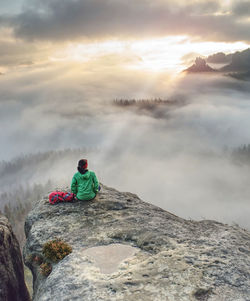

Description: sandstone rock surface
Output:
[0,215,30,301]
[24,185,250,301]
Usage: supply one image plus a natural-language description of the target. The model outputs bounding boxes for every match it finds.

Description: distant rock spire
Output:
[183,57,216,73]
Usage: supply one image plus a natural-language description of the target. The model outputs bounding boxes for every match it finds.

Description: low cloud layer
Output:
[0,59,250,229]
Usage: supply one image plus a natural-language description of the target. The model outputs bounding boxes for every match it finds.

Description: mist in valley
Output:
[1,62,250,230]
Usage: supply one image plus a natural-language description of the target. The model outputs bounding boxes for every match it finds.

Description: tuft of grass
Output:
[40,262,52,277]
[42,238,72,263]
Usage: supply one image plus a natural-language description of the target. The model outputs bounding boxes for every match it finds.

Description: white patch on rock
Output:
[81,244,139,274]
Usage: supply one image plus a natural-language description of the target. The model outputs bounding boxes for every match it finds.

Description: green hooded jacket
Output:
[71,170,99,201]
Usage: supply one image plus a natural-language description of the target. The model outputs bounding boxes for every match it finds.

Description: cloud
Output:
[220,48,250,72]
[232,0,250,16]
[0,40,43,66]
[0,0,248,43]
[0,27,57,68]
[206,52,233,64]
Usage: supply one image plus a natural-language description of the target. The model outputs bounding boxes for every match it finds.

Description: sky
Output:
[1,0,250,228]
[0,0,250,73]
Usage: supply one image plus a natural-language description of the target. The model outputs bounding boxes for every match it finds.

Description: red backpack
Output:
[49,191,75,205]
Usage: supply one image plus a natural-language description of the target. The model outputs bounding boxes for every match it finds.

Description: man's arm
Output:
[71,175,78,194]
[92,172,99,193]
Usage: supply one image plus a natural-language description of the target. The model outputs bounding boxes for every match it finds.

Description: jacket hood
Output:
[78,170,90,179]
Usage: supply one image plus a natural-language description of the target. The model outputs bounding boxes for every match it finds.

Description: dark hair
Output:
[77,159,88,174]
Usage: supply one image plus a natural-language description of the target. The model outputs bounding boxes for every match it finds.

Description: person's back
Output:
[71,159,99,201]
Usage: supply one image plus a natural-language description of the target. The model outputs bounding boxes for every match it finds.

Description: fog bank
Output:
[1,62,250,229]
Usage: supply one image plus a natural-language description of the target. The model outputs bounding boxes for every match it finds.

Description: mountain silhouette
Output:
[183,57,216,73]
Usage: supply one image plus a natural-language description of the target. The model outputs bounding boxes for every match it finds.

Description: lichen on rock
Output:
[24,185,250,301]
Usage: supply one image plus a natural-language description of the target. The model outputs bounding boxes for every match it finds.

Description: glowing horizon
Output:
[1,0,250,74]
[48,37,250,73]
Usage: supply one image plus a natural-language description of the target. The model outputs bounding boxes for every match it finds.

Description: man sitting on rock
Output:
[71,159,99,201]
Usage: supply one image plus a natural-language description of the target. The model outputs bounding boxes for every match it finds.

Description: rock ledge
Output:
[24,185,250,301]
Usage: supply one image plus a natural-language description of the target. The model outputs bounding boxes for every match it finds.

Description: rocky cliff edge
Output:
[0,215,30,301]
[24,185,250,301]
